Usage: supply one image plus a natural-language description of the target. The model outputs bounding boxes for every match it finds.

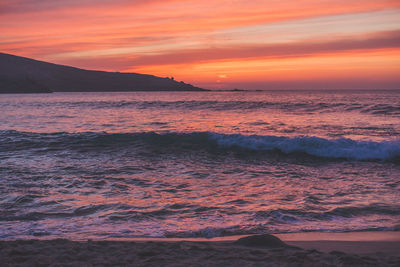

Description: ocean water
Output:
[0,90,399,240]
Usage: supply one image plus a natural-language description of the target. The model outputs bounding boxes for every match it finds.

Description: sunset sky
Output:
[1,0,400,89]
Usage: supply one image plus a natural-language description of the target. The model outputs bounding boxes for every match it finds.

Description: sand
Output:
[1,232,399,266]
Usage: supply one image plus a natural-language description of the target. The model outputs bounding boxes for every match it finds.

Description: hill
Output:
[0,53,205,93]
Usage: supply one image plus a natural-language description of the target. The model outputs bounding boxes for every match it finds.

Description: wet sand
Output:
[278,231,400,256]
[1,232,399,266]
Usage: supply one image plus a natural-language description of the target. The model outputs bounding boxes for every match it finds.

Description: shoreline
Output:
[3,231,398,243]
[99,231,400,256]
[2,232,399,266]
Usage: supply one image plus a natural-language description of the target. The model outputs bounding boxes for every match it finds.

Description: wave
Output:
[1,130,399,161]
[8,100,400,115]
[209,133,400,161]
[163,226,400,239]
[0,204,110,221]
[255,204,400,222]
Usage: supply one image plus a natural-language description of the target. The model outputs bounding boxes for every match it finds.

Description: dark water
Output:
[0,91,399,240]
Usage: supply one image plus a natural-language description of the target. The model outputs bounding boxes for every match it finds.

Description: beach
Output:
[1,91,399,266]
[1,232,399,266]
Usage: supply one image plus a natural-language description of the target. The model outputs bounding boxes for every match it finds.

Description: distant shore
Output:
[2,232,399,266]
[0,52,207,94]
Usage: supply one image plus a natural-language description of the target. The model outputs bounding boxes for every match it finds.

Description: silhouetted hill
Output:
[0,53,206,93]
[0,75,52,93]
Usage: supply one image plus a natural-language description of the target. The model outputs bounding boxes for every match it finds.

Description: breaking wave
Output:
[1,130,399,162]
[209,133,400,161]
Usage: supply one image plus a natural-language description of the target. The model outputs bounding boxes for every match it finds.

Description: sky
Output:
[1,0,400,90]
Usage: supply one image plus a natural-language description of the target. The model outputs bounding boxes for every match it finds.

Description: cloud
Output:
[1,0,399,89]
[0,0,172,14]
[113,30,400,67]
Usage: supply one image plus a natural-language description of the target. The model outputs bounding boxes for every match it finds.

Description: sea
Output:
[0,90,399,240]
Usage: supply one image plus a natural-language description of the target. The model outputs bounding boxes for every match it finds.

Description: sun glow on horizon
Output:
[1,0,399,89]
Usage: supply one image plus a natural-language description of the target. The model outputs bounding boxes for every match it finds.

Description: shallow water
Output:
[0,90,399,239]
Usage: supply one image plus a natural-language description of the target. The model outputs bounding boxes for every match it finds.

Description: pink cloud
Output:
[49,30,400,70]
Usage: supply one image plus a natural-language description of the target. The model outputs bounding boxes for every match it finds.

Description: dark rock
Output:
[234,234,288,248]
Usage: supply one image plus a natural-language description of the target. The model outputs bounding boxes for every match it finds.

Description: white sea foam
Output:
[210,133,400,160]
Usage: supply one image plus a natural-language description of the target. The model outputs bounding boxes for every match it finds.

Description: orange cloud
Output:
[46,30,400,71]
[1,0,399,89]
[124,30,400,66]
